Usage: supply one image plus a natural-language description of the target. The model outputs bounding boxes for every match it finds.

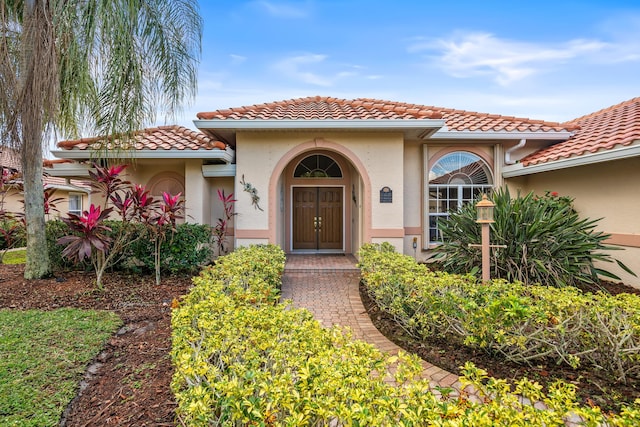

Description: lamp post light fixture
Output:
[476,194,495,282]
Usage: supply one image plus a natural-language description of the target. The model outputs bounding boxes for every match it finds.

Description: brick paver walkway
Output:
[281,254,464,393]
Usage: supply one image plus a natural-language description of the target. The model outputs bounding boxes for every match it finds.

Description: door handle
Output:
[313,216,322,229]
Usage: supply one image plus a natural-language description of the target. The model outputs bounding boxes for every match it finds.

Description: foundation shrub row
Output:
[46,219,214,275]
[171,244,640,426]
[359,242,640,383]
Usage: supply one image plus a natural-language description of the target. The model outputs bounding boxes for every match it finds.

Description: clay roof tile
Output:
[521,97,640,166]
[195,96,571,133]
[56,125,224,152]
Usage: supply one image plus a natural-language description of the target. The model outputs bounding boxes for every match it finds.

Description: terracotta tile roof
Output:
[0,147,21,171]
[56,125,227,151]
[522,97,640,166]
[197,96,574,133]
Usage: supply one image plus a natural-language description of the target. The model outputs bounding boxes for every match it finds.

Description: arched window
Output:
[428,151,493,243]
[147,172,185,198]
[294,154,342,178]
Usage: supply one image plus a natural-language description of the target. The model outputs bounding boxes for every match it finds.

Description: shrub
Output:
[172,244,640,425]
[46,220,90,271]
[121,222,214,275]
[47,219,213,275]
[360,243,640,383]
[57,163,187,288]
[433,188,634,287]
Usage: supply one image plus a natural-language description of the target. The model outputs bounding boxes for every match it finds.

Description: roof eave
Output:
[45,162,91,177]
[193,118,446,133]
[50,148,235,163]
[502,142,640,178]
[45,183,90,193]
[430,130,574,140]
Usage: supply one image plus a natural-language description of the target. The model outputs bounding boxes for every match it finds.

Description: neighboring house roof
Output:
[0,147,21,172]
[196,96,574,133]
[521,97,640,166]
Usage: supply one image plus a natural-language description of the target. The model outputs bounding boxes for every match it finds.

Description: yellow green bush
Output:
[359,243,640,383]
[171,244,640,426]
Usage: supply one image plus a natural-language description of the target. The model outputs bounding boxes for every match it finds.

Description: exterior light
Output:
[476,193,495,282]
[476,194,495,224]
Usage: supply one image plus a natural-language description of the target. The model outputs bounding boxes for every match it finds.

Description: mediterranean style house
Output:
[0,149,89,220]
[46,96,640,287]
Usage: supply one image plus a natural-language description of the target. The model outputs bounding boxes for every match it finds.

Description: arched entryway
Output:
[285,151,352,253]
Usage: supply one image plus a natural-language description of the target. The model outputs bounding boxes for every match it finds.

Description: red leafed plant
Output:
[212,189,236,256]
[58,205,113,262]
[43,188,65,216]
[150,191,185,284]
[57,163,185,288]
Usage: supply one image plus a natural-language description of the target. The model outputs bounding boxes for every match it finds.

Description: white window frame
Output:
[424,150,493,246]
[68,192,83,216]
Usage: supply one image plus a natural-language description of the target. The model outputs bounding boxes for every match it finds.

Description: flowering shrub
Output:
[433,188,635,287]
[171,244,640,425]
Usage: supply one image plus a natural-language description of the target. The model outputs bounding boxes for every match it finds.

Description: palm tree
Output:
[0,0,202,279]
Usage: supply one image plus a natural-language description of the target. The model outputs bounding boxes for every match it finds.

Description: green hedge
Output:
[171,244,640,426]
[46,219,214,274]
[359,243,640,383]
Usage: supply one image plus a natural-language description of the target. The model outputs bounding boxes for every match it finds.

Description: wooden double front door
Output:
[292,187,343,251]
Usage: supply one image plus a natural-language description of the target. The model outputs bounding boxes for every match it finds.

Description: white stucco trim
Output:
[44,163,91,177]
[194,118,445,134]
[44,183,90,193]
[50,147,235,162]
[202,164,236,177]
[502,143,640,177]
[430,130,574,140]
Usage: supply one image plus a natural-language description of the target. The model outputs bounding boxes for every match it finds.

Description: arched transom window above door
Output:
[427,151,493,243]
[294,154,342,178]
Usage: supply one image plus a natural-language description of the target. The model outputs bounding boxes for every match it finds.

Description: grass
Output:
[0,308,122,426]
[1,248,26,264]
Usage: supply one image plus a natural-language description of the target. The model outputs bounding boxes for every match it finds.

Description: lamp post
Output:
[476,194,495,282]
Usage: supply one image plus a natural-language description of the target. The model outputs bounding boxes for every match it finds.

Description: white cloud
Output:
[229,54,247,65]
[411,32,609,86]
[250,0,311,18]
[272,54,344,86]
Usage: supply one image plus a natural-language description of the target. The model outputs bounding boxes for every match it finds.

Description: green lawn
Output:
[0,308,122,426]
[1,249,26,264]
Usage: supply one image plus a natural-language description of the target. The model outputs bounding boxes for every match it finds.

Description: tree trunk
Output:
[20,0,53,279]
[22,142,50,279]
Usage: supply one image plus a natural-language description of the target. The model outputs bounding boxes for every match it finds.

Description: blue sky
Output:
[170,0,640,129]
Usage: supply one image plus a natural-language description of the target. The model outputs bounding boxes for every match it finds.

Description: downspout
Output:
[505,138,527,165]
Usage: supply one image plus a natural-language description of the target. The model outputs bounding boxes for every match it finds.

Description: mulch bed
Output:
[0,264,192,426]
[1,262,639,424]
[360,280,640,414]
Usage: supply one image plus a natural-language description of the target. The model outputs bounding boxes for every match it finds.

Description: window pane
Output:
[69,194,82,215]
[294,154,342,178]
[427,151,494,243]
